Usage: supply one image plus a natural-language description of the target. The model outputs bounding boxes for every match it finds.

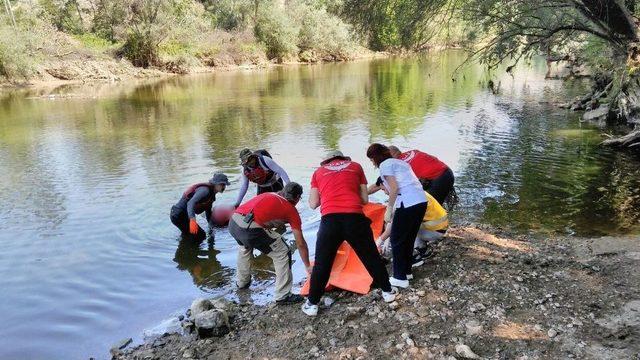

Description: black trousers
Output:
[423,167,454,205]
[257,178,284,195]
[390,202,428,280]
[170,205,206,241]
[308,213,392,304]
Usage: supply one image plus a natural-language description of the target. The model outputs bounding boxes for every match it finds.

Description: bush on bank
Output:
[0,0,362,81]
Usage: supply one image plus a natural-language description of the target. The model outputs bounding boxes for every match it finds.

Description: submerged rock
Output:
[112,338,132,351]
[143,317,182,341]
[109,340,131,358]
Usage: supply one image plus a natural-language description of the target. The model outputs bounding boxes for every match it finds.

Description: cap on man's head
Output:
[320,150,350,165]
[210,172,230,185]
[239,148,253,164]
[282,182,303,201]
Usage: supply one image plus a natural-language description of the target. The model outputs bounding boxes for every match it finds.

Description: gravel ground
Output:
[113,226,640,360]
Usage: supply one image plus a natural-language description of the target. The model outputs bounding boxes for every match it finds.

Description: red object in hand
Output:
[189,218,199,234]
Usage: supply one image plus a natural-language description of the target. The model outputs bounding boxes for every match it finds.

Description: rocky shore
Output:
[112,226,640,359]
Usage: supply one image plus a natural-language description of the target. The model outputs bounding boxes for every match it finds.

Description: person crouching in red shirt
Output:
[388,146,454,205]
[229,182,311,304]
[301,150,397,317]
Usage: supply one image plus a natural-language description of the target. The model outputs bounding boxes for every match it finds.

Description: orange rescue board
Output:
[300,203,386,295]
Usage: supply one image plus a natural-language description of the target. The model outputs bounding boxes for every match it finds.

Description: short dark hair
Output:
[282,182,303,202]
[366,143,392,167]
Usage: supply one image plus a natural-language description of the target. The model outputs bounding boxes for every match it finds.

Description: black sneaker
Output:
[276,293,304,305]
[416,246,434,259]
[411,253,425,268]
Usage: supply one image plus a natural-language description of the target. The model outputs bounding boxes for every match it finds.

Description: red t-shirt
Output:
[399,150,448,180]
[310,159,367,215]
[235,193,302,230]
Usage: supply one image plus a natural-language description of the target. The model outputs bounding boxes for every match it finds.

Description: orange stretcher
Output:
[300,203,386,295]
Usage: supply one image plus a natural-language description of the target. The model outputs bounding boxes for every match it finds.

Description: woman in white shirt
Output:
[367,143,427,288]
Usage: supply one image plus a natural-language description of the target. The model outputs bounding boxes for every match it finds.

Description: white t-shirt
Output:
[379,158,427,208]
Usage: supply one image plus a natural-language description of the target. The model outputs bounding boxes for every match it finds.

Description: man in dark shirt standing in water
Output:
[170,172,230,241]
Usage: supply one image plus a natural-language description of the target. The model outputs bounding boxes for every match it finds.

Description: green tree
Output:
[342,0,452,50]
[456,0,639,148]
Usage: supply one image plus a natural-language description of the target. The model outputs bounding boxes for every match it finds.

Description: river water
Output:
[1,52,639,359]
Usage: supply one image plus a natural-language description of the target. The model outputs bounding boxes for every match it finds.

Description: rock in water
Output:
[194,309,230,338]
[191,298,214,318]
[582,105,609,123]
[109,339,131,358]
[143,317,182,341]
[112,338,132,350]
[455,344,480,359]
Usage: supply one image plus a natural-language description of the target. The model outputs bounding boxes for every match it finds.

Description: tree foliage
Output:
[342,0,453,50]
[457,0,638,69]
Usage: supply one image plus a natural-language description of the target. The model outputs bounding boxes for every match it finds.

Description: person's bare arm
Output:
[292,229,311,272]
[383,175,398,222]
[309,187,320,209]
[359,184,369,205]
[378,222,391,242]
[367,184,382,195]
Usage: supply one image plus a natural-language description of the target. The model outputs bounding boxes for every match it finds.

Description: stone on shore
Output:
[455,343,480,359]
[190,298,214,318]
[194,309,230,338]
[465,320,483,335]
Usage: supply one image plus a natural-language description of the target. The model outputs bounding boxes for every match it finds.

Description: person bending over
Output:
[388,145,454,205]
[229,182,311,304]
[234,148,290,208]
[170,172,230,241]
[367,144,427,289]
[302,150,397,317]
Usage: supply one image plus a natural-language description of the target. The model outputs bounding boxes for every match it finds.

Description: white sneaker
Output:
[389,277,409,288]
[301,300,318,316]
[406,274,414,280]
[382,288,398,303]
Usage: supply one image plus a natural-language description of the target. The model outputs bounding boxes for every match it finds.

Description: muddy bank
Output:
[112,226,640,359]
[0,49,387,90]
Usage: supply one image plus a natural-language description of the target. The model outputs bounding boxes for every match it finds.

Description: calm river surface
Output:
[1,52,639,359]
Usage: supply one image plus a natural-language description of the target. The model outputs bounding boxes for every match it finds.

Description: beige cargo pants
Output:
[232,214,293,301]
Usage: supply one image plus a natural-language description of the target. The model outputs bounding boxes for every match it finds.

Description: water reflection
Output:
[173,239,231,290]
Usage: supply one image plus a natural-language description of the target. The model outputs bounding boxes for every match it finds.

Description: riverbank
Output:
[0,40,386,90]
[112,226,640,359]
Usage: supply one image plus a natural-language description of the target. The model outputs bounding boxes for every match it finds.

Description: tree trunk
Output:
[602,130,640,147]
